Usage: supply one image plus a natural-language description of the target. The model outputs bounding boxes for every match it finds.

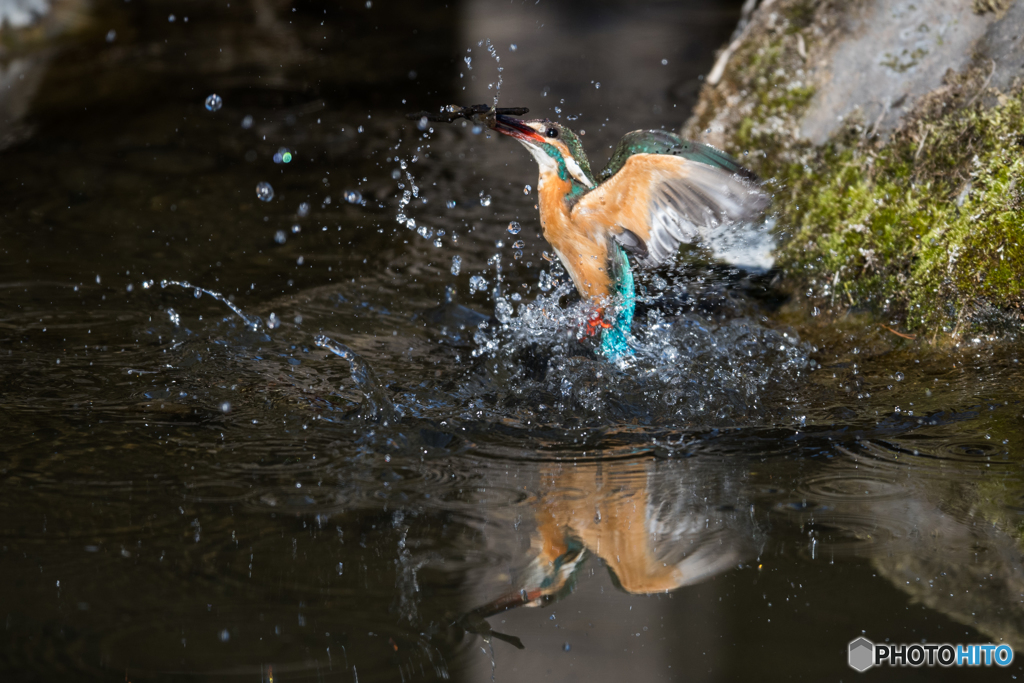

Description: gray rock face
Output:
[689,0,1024,149]
[978,0,1024,92]
[799,0,994,144]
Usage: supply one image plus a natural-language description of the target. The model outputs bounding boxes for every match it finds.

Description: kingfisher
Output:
[491,114,768,358]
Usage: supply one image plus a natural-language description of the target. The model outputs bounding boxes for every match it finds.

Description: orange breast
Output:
[536,171,613,302]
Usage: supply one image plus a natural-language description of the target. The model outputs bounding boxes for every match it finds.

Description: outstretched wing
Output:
[575,151,768,269]
[599,129,757,183]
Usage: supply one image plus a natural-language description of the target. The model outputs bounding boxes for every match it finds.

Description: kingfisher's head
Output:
[494,115,595,189]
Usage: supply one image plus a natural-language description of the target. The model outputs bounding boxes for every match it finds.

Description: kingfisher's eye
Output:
[546,128,558,138]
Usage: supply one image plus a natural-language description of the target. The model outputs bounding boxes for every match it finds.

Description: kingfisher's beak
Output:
[494,114,544,145]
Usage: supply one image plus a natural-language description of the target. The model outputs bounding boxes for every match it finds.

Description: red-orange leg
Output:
[584,308,613,337]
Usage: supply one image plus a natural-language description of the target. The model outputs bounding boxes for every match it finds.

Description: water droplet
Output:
[433,238,443,248]
[513,249,523,260]
[507,222,521,235]
[241,115,253,129]
[291,224,301,234]
[256,182,274,202]
[219,629,230,642]
[274,230,287,244]
[479,195,491,207]
[105,29,116,43]
[523,184,532,195]
[563,642,571,652]
[193,288,202,299]
[495,298,513,323]
[204,94,223,112]
[512,239,525,249]
[510,44,517,51]
[469,275,488,294]
[417,225,433,239]
[895,372,905,381]
[296,256,304,265]
[464,56,472,69]
[267,312,280,329]
[220,402,231,413]
[446,199,456,209]
[168,14,176,22]
[661,58,668,65]
[451,255,462,275]
[594,82,600,89]
[297,202,310,217]
[273,147,292,163]
[343,190,362,204]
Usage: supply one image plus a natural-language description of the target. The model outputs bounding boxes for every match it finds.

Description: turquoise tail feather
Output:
[599,245,635,359]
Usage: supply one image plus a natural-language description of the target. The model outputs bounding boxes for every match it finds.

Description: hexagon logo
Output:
[849,637,875,672]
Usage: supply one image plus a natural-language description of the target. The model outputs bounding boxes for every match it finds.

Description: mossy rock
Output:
[684,0,1024,336]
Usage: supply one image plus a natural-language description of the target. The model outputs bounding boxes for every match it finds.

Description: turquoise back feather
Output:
[599,245,636,359]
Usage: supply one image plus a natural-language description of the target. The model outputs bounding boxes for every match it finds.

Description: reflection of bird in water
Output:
[492,114,768,358]
[459,458,747,643]
[527,460,743,595]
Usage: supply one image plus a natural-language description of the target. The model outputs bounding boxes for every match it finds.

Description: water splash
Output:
[158,280,263,331]
[315,334,397,423]
[462,270,811,426]
[485,39,503,108]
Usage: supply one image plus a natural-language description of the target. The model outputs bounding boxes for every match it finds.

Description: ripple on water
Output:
[798,473,905,501]
[797,511,919,558]
[844,435,1017,474]
[771,456,919,558]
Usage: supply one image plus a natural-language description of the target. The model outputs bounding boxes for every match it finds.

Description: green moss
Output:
[776,90,1024,333]
[730,37,816,165]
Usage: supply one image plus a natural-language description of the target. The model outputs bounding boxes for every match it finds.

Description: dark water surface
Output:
[2,1,1023,681]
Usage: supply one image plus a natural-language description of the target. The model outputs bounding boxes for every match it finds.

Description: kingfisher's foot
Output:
[584,309,613,337]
